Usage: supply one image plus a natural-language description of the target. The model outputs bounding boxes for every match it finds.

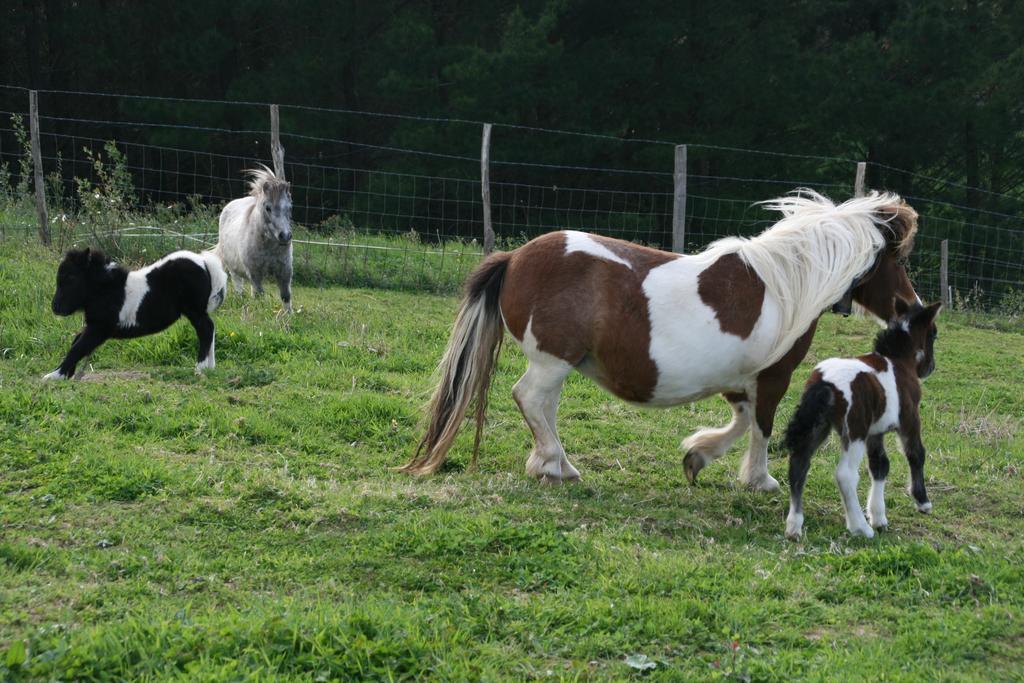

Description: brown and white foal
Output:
[784,299,941,540]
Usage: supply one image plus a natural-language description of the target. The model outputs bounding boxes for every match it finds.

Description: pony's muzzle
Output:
[278,233,292,245]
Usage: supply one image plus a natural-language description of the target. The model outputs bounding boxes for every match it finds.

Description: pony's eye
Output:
[265,205,272,212]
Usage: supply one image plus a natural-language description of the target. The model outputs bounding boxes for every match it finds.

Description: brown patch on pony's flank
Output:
[499,231,667,403]
[856,353,888,372]
[846,372,887,441]
[697,253,766,339]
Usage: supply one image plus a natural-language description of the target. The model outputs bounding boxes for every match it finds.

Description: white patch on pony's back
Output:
[871,362,900,434]
[201,250,228,313]
[816,356,900,435]
[816,357,876,413]
[642,256,772,404]
[563,231,632,269]
[118,251,208,329]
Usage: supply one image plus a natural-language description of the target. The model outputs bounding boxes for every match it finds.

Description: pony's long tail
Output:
[201,250,229,313]
[399,251,512,475]
[783,380,834,460]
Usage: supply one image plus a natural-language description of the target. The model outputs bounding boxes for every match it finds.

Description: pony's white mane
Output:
[700,189,905,370]
[246,164,288,199]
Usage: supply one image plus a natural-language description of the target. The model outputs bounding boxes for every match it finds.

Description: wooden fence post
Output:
[481,123,494,255]
[854,161,866,198]
[270,104,286,181]
[672,144,687,253]
[29,90,50,246]
[940,239,950,307]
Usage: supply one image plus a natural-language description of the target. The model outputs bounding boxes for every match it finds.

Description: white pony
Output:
[215,165,294,312]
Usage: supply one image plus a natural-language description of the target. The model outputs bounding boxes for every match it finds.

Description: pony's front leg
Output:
[866,434,890,530]
[275,268,293,314]
[682,392,751,484]
[514,357,575,484]
[836,439,873,537]
[249,274,265,297]
[43,326,108,380]
[741,321,818,492]
[900,422,932,513]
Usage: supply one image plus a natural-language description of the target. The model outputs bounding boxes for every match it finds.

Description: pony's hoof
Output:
[743,473,780,493]
[849,525,875,539]
[785,529,802,542]
[42,370,69,381]
[916,501,932,514]
[683,450,706,484]
[538,474,565,486]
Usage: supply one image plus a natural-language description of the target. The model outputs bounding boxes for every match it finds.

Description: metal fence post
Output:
[940,239,950,307]
[270,104,286,180]
[481,123,494,255]
[29,90,50,246]
[854,161,866,198]
[672,144,687,253]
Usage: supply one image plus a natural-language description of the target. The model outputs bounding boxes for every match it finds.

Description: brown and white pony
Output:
[400,190,919,490]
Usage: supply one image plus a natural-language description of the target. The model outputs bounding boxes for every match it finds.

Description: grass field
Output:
[1,240,1023,681]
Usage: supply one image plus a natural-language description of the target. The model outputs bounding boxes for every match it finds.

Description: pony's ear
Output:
[86,249,110,275]
[893,296,911,317]
[65,248,90,266]
[922,301,942,321]
[913,301,942,326]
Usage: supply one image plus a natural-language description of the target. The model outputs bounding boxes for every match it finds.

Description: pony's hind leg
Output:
[783,393,832,540]
[682,392,751,484]
[514,356,574,484]
[186,311,216,372]
[866,434,890,530]
[836,439,873,537]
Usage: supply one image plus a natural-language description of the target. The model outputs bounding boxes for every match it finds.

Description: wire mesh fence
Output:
[1,84,1022,310]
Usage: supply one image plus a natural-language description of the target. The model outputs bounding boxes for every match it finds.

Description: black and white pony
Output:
[215,165,294,312]
[783,299,942,540]
[43,248,228,379]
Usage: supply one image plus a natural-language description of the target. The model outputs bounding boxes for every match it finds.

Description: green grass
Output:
[1,239,1023,681]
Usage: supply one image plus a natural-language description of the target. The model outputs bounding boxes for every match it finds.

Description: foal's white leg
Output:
[867,479,888,530]
[836,440,873,537]
[739,419,781,492]
[682,396,751,483]
[514,357,574,484]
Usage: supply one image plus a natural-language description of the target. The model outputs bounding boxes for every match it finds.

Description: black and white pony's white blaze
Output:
[401,190,921,490]
[44,248,228,379]
[783,299,941,540]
